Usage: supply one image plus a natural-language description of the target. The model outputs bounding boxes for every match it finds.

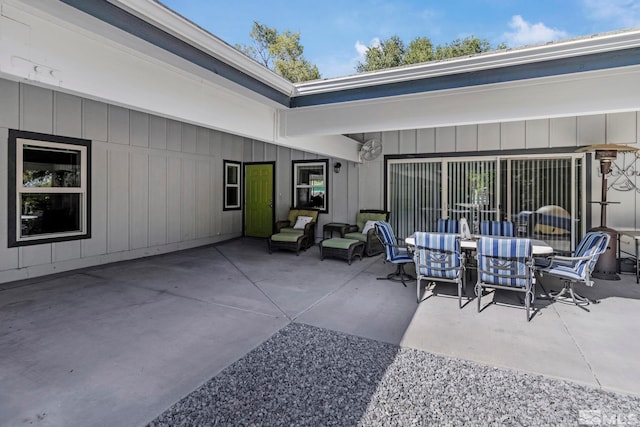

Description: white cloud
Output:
[583,0,640,27]
[355,41,369,57]
[355,37,381,59]
[503,15,568,47]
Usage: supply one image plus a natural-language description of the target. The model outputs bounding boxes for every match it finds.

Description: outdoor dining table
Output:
[405,235,555,256]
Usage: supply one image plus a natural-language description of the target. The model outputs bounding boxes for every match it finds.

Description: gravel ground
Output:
[148,323,640,426]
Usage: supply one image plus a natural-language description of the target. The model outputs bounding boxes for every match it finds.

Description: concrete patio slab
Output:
[295,268,419,345]
[1,238,639,427]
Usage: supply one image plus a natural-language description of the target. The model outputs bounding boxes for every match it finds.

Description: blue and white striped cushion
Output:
[376,221,412,263]
[437,219,459,234]
[414,232,460,279]
[480,220,515,237]
[539,231,609,283]
[575,231,609,275]
[477,237,532,288]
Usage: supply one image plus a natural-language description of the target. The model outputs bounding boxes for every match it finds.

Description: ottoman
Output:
[320,238,365,265]
[268,232,307,255]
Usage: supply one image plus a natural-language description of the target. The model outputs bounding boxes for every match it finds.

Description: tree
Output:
[356,36,405,72]
[404,37,434,65]
[356,34,503,72]
[434,36,492,60]
[236,22,320,83]
[271,30,320,82]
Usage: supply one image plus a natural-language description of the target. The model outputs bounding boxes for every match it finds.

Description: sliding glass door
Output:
[387,153,585,251]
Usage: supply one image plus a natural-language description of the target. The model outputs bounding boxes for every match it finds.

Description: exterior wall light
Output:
[334,162,342,173]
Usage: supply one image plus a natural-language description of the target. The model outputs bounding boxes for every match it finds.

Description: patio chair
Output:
[343,209,390,256]
[475,236,536,321]
[374,221,414,287]
[537,231,610,311]
[272,207,319,249]
[480,220,515,237]
[437,218,459,233]
[413,232,466,308]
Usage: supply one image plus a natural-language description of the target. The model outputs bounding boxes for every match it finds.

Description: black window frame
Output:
[291,159,329,213]
[8,129,92,247]
[223,160,242,211]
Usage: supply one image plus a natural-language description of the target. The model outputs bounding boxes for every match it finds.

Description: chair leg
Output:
[416,277,421,303]
[548,281,593,312]
[475,283,482,313]
[378,263,412,287]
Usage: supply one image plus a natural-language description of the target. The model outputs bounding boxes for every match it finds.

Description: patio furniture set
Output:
[386,219,610,321]
[269,209,611,321]
[268,208,389,264]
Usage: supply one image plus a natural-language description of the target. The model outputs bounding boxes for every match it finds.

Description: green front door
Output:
[245,163,274,238]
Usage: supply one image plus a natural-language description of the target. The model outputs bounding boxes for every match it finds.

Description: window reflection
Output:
[293,160,328,212]
[21,193,81,237]
[23,145,81,188]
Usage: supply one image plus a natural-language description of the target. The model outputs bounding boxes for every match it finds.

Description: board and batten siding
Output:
[0,80,243,283]
[241,139,363,243]
[353,113,640,253]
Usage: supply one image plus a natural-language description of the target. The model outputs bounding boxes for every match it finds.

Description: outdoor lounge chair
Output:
[413,232,466,308]
[537,231,610,311]
[374,221,414,287]
[272,207,319,250]
[343,209,390,256]
[475,236,536,321]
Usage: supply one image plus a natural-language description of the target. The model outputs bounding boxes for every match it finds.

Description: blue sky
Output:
[159,0,640,78]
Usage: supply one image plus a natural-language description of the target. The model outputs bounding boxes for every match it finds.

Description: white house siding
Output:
[0,79,244,284]
[354,113,639,252]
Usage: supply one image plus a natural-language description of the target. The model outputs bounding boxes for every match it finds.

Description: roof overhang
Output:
[2,0,640,161]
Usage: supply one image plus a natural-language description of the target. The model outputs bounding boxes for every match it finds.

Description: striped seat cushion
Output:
[414,232,461,280]
[375,221,412,263]
[480,220,515,237]
[477,237,532,288]
[437,219,459,234]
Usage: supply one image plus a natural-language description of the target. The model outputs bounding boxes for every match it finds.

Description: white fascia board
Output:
[283,65,640,136]
[107,0,294,96]
[295,28,640,96]
[276,134,361,163]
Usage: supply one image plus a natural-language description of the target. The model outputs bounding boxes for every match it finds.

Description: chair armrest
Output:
[384,242,410,251]
[545,254,593,268]
[347,224,359,233]
[303,221,317,233]
[551,254,593,262]
[275,220,291,232]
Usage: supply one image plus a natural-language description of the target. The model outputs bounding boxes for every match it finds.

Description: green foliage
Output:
[236,21,320,82]
[434,36,491,60]
[271,30,320,82]
[404,37,434,65]
[356,36,405,72]
[357,34,502,72]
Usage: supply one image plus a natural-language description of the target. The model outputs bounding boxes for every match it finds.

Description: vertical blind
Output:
[388,161,441,239]
[446,160,498,233]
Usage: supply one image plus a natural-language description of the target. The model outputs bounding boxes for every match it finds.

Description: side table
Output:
[323,222,350,239]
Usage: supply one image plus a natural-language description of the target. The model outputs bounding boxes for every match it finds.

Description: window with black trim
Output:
[223,160,241,210]
[292,159,328,213]
[8,130,91,247]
